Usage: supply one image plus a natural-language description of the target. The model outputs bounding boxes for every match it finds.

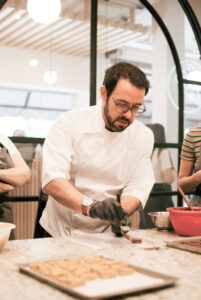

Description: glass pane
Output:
[153,0,200,144]
[0,0,90,138]
[0,88,27,106]
[184,89,201,134]
[14,142,38,165]
[28,92,73,110]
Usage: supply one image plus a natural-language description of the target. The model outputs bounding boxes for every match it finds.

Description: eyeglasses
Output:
[111,96,146,116]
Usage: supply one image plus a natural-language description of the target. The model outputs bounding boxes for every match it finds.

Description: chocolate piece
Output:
[131,238,142,244]
[144,246,160,250]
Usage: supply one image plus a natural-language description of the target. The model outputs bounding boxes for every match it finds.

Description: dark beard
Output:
[104,102,131,132]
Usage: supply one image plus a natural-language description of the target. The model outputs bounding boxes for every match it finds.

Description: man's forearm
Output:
[121,196,141,215]
[44,180,141,217]
[44,178,88,213]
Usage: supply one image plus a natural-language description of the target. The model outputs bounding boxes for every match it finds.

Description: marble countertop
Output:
[1,229,201,300]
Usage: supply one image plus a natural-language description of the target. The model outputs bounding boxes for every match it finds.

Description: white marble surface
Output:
[0,229,201,300]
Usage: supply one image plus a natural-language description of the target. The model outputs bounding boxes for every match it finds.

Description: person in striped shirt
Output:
[178,126,201,206]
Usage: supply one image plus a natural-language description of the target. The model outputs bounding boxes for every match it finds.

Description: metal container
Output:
[148,212,172,230]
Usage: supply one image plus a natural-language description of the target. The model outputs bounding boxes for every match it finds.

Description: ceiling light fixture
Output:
[43,25,58,85]
[27,0,61,24]
[43,70,58,85]
[29,59,39,67]
[14,13,21,20]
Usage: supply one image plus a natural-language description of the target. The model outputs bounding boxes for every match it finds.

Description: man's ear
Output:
[100,85,107,103]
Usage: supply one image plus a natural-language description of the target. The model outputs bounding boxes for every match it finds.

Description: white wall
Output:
[0,45,90,92]
[152,0,184,144]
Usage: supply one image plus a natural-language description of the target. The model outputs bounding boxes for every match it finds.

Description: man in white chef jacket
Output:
[40,62,155,237]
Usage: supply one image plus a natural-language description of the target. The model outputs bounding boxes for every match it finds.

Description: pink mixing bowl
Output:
[166,207,201,237]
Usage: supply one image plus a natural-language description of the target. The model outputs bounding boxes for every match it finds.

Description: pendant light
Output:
[27,0,61,24]
[43,70,57,85]
[43,25,58,85]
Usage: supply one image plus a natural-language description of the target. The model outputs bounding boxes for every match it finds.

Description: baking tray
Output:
[19,256,177,299]
[166,236,201,254]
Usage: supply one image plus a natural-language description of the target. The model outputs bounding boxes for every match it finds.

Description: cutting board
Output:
[166,237,201,254]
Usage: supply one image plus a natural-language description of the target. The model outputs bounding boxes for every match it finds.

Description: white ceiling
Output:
[0,0,153,57]
[0,0,198,64]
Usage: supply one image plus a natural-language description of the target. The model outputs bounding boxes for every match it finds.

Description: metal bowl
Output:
[148,212,172,230]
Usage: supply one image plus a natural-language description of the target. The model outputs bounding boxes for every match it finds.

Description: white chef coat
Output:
[40,104,154,236]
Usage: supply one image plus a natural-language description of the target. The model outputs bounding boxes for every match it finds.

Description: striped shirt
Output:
[181,126,201,168]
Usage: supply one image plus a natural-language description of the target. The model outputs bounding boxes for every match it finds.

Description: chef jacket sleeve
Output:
[121,129,155,208]
[42,113,74,188]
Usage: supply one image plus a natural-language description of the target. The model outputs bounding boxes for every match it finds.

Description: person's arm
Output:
[120,195,140,215]
[178,158,201,192]
[42,114,90,215]
[0,154,30,186]
[42,122,137,219]
[44,177,87,214]
[44,178,129,221]
[178,128,201,193]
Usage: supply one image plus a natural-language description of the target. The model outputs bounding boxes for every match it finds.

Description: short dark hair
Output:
[103,62,149,99]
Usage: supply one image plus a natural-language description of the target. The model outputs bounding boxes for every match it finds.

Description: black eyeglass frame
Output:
[111,96,146,116]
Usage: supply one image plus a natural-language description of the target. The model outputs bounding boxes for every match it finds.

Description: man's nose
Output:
[123,109,132,118]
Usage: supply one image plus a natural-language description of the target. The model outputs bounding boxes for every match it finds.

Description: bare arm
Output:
[43,178,88,214]
[0,154,30,186]
[44,178,141,217]
[121,196,141,215]
[178,159,201,192]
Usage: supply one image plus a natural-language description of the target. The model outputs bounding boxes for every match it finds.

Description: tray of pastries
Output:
[19,254,177,299]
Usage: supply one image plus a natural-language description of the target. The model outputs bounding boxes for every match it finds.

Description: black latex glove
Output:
[111,223,122,236]
[89,199,127,222]
[111,217,131,237]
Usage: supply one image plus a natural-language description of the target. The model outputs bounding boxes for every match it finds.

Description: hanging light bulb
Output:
[27,0,61,24]
[43,24,58,85]
[43,70,58,85]
[29,59,39,67]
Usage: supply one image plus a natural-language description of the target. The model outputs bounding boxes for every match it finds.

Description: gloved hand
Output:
[111,216,131,237]
[89,199,128,222]
[111,223,122,236]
